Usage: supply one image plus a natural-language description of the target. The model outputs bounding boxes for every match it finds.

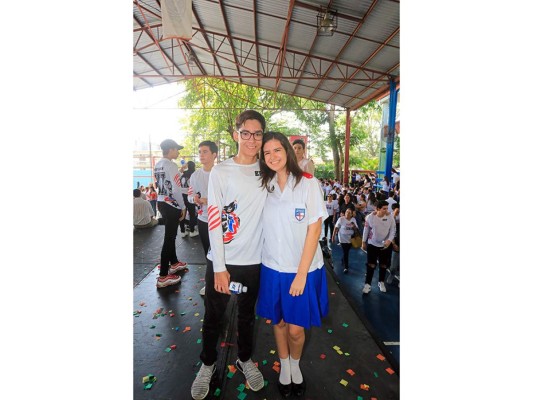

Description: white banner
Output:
[162,0,192,40]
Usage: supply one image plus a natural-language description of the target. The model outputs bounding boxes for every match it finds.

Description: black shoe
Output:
[277,381,292,398]
[292,377,306,397]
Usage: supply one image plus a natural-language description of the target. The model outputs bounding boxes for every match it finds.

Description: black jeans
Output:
[198,220,210,256]
[324,215,334,238]
[179,195,198,232]
[157,201,182,276]
[200,260,261,366]
[341,243,352,270]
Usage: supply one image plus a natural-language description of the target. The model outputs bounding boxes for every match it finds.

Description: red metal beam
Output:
[274,0,296,93]
[218,0,242,84]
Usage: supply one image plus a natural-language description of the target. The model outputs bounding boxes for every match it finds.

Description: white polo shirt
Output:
[262,173,328,273]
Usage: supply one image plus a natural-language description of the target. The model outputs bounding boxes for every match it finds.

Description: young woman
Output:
[256,132,329,398]
[331,208,358,274]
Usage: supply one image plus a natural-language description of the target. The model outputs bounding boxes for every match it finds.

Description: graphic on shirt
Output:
[295,208,306,221]
[208,205,221,230]
[221,201,240,243]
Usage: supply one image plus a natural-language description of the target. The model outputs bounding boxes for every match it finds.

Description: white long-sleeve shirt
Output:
[133,197,155,225]
[154,158,185,209]
[188,168,210,223]
[206,158,267,273]
[362,212,396,247]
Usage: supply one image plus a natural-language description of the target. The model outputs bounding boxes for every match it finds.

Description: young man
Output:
[153,139,188,289]
[133,188,160,229]
[292,139,315,175]
[191,111,268,400]
[187,141,219,296]
[361,200,396,294]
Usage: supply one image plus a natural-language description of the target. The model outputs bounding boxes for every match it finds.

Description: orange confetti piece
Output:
[266,319,272,324]
[272,365,280,373]
[273,361,280,366]
[228,365,237,373]
[376,354,386,361]
[385,367,395,375]
[183,326,191,333]
[360,384,370,391]
[346,369,355,376]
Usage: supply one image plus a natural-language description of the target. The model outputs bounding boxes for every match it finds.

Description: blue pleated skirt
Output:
[256,264,329,329]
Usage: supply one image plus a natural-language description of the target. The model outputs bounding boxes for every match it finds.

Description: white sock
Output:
[279,357,291,385]
[289,356,303,384]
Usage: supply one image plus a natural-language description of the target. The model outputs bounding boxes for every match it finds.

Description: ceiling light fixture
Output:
[317,7,337,36]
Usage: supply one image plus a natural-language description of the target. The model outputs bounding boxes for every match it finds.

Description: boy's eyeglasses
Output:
[238,130,263,140]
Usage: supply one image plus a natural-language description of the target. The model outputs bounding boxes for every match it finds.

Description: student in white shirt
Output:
[256,132,329,398]
[292,138,315,175]
[133,189,159,229]
[361,200,396,294]
[191,110,267,400]
[188,140,219,296]
[332,208,358,273]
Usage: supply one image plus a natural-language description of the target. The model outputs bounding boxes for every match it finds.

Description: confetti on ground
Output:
[165,347,172,353]
[188,297,193,301]
[273,361,280,366]
[180,312,186,316]
[228,365,237,373]
[155,333,162,337]
[272,365,280,373]
[330,292,336,295]
[376,354,386,361]
[237,383,246,392]
[150,325,156,329]
[133,310,142,317]
[357,397,363,400]
[170,345,177,350]
[336,350,343,355]
[333,345,340,351]
[237,392,247,400]
[342,323,349,327]
[262,360,267,365]
[374,372,379,378]
[169,313,175,317]
[346,369,355,376]
[340,379,348,386]
[227,371,234,378]
[139,302,146,306]
[213,388,221,396]
[183,326,191,333]
[371,398,378,400]
[194,313,200,316]
[196,339,202,344]
[265,319,272,324]
[270,350,276,354]
[344,352,350,356]
[386,367,395,375]
[320,354,326,359]
[142,374,157,390]
[327,329,333,334]
[360,384,370,391]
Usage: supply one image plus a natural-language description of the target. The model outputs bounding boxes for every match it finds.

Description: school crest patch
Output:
[295,208,306,221]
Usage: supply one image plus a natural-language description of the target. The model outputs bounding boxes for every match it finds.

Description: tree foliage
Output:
[176,79,398,178]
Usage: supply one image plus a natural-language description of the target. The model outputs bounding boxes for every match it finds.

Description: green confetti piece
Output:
[165,347,171,352]
[149,325,156,329]
[155,333,162,337]
[262,360,267,365]
[227,372,234,378]
[374,371,379,378]
[213,388,221,396]
[263,379,268,387]
[143,383,153,390]
[237,392,247,400]
[357,396,363,400]
[197,339,202,344]
[237,383,245,392]
[344,352,350,356]
[342,323,349,327]
[175,327,180,331]
[327,329,333,334]
[180,312,186,316]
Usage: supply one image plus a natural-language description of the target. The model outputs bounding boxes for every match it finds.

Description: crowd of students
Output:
[133,110,399,399]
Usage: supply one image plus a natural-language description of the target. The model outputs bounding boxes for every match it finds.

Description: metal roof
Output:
[133,0,399,111]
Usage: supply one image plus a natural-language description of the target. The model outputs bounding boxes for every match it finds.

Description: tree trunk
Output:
[328,106,341,180]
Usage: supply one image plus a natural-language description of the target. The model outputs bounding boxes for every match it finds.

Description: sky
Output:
[133,83,188,146]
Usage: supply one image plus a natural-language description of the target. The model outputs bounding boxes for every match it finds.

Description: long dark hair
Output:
[259,131,303,192]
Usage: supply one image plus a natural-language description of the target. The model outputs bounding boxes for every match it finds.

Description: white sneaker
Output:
[191,363,216,400]
[189,229,199,237]
[378,281,387,292]
[362,283,371,294]
[199,286,206,296]
[235,358,264,391]
[179,231,188,238]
